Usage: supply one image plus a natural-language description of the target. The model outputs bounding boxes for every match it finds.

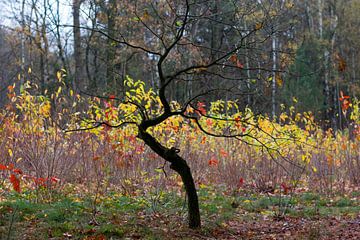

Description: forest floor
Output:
[1,186,360,239]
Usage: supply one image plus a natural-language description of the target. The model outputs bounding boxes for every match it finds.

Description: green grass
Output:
[0,188,359,239]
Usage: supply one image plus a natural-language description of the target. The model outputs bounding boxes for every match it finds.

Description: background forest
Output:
[0,0,360,239]
[0,0,359,127]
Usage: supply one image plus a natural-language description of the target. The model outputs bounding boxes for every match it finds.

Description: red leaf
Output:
[34,177,47,186]
[234,117,242,129]
[13,168,23,175]
[10,174,21,193]
[0,164,7,170]
[281,182,290,195]
[236,60,244,69]
[238,177,244,188]
[50,177,60,183]
[196,102,206,116]
[208,158,219,166]
[109,94,116,100]
[339,91,351,112]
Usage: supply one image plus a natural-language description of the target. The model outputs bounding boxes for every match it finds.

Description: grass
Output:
[0,187,359,239]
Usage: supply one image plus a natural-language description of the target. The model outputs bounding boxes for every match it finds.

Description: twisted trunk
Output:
[138,127,201,229]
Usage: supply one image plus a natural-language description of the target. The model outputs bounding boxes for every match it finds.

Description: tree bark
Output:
[138,128,201,229]
[271,33,277,119]
[73,0,83,91]
[106,0,116,90]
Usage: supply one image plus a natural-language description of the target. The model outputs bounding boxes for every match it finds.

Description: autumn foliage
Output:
[0,77,360,197]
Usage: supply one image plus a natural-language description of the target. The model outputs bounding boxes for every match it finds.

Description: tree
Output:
[68,0,289,229]
[73,0,84,91]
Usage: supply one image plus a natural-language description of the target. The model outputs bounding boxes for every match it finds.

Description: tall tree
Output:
[73,0,84,91]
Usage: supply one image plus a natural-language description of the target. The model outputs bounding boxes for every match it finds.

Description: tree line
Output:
[0,0,358,128]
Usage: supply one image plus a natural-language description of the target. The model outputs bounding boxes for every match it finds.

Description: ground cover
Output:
[1,186,359,239]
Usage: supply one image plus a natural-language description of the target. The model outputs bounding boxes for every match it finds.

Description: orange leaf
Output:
[7,85,14,92]
[7,164,14,170]
[341,143,347,151]
[337,55,346,72]
[339,90,350,101]
[229,54,237,63]
[255,22,263,30]
[219,148,228,157]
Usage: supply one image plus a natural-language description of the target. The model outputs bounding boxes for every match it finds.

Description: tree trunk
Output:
[19,0,26,95]
[73,0,83,91]
[138,128,201,229]
[169,154,201,229]
[106,0,116,90]
[271,33,277,119]
[318,0,332,128]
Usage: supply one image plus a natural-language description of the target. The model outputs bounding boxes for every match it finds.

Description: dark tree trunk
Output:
[138,128,201,229]
[106,0,116,90]
[170,155,201,228]
[73,0,83,91]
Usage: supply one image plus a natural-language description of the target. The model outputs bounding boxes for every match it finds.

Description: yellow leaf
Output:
[8,149,13,157]
[56,71,62,81]
[39,102,51,117]
[301,153,310,164]
[312,166,317,172]
[57,86,62,96]
[142,10,150,20]
[199,183,207,189]
[194,67,207,73]
[28,67,32,74]
[276,73,283,87]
